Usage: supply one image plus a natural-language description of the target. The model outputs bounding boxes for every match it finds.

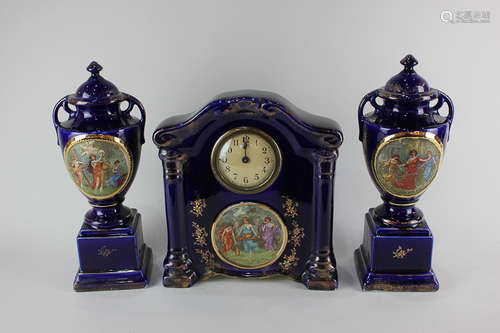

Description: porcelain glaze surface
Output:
[53,62,151,291]
[355,55,454,291]
[153,90,343,290]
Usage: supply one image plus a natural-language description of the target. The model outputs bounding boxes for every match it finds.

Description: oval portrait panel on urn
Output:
[374,132,443,199]
[64,134,132,200]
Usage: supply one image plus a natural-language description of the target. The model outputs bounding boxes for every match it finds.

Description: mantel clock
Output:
[153,90,343,290]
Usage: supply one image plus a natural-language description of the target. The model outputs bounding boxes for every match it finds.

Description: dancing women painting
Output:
[211,202,287,269]
[375,136,441,198]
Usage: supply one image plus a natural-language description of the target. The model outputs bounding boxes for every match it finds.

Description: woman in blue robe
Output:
[423,152,438,181]
[108,160,122,187]
[237,217,259,256]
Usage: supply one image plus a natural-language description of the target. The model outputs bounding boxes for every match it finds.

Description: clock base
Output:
[301,250,338,290]
[73,210,152,292]
[162,248,198,288]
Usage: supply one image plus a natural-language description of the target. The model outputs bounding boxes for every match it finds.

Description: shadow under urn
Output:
[52,62,152,291]
[355,55,454,291]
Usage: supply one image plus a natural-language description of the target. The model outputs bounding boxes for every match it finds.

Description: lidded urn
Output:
[52,62,151,291]
[358,55,454,227]
[52,62,146,228]
[355,55,454,292]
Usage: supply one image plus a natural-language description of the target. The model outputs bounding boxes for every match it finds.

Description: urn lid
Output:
[67,61,127,106]
[378,55,438,102]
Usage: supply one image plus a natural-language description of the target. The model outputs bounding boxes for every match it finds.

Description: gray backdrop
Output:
[1,0,498,332]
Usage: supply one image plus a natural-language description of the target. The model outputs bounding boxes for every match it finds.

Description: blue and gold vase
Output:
[355,55,454,291]
[53,62,152,291]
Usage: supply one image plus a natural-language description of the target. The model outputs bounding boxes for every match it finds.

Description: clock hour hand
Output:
[242,138,249,163]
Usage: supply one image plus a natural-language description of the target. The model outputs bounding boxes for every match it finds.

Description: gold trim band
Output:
[388,201,415,207]
[84,212,132,224]
[90,203,119,208]
[378,216,421,226]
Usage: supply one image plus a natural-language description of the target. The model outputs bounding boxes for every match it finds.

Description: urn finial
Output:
[382,54,430,95]
[400,54,418,72]
[67,61,125,105]
[87,61,103,76]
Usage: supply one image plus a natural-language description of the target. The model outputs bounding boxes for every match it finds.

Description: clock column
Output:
[301,150,338,290]
[160,149,198,287]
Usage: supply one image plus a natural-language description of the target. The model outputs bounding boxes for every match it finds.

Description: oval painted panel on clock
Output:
[210,127,282,194]
[64,134,132,200]
[211,202,287,269]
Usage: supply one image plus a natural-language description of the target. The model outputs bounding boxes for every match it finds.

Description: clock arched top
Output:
[153,90,343,152]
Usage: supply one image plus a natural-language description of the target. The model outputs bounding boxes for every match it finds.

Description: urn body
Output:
[355,55,454,291]
[52,62,146,228]
[52,62,151,291]
[358,55,454,226]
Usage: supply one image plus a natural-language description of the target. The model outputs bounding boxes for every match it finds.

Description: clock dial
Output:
[211,127,282,194]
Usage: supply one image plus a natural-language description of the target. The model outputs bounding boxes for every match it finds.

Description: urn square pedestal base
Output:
[73,209,152,292]
[354,209,439,292]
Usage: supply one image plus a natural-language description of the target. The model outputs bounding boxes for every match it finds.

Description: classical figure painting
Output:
[374,134,442,198]
[211,202,287,269]
[64,135,132,199]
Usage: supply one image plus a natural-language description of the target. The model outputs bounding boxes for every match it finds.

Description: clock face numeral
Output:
[211,127,281,193]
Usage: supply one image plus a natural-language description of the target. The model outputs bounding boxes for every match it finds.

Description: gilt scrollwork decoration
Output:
[189,199,215,270]
[279,195,305,272]
[189,199,207,218]
[392,245,413,259]
[282,195,299,218]
[192,221,208,247]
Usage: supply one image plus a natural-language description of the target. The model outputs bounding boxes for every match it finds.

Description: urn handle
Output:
[358,90,380,141]
[122,94,146,144]
[52,96,75,145]
[432,90,454,127]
